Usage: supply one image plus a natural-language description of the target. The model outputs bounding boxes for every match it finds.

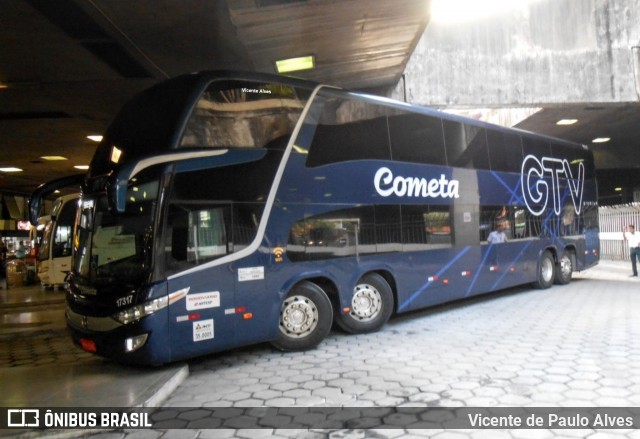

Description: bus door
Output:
[165,203,238,359]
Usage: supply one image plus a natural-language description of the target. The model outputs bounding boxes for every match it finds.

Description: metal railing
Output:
[599,204,640,261]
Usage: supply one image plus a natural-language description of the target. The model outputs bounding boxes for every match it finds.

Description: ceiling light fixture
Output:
[87,135,103,142]
[0,167,23,172]
[74,165,90,170]
[556,119,578,125]
[275,55,315,74]
[592,137,611,143]
[40,156,68,161]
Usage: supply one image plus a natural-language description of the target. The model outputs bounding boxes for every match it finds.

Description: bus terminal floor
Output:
[1,259,639,439]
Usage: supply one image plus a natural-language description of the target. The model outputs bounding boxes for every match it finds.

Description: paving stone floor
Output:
[81,261,640,438]
[0,261,640,439]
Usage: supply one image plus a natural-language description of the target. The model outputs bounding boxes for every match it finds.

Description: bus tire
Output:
[335,272,394,334]
[554,250,575,285]
[271,281,333,352]
[534,250,555,289]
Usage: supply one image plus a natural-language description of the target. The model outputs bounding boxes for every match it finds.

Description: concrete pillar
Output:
[393,0,640,108]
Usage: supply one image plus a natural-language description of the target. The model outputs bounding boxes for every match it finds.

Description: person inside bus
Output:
[623,224,640,277]
[488,221,508,244]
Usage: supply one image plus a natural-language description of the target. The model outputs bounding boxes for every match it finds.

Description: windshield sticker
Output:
[186,292,220,311]
[193,319,214,342]
[238,266,265,282]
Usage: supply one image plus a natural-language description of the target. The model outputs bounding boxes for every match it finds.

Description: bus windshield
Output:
[73,170,159,289]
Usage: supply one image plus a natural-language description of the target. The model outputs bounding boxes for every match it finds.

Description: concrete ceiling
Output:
[0,0,638,201]
[0,0,429,196]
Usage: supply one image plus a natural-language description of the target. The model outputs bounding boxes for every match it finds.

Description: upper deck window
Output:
[180,81,309,149]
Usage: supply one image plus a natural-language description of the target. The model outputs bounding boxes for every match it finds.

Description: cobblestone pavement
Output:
[81,261,640,439]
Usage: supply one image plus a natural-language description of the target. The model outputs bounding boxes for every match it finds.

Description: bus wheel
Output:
[554,250,575,285]
[271,281,333,351]
[335,273,393,334]
[534,250,555,289]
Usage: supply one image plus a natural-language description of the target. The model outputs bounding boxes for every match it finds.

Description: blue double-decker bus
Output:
[31,71,599,365]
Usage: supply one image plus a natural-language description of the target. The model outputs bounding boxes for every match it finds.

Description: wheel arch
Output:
[367,269,398,314]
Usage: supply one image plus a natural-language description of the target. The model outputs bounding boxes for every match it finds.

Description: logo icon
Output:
[521,155,585,216]
[7,409,40,427]
[272,247,284,263]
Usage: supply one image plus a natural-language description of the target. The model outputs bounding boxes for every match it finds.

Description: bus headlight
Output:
[113,296,168,325]
[125,334,149,352]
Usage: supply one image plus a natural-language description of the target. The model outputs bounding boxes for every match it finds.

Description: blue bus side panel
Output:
[166,266,237,362]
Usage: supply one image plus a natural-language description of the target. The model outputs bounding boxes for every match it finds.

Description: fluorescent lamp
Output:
[592,137,611,143]
[40,156,68,161]
[74,165,90,170]
[0,167,23,172]
[615,187,622,192]
[87,135,103,142]
[110,146,122,163]
[556,119,578,125]
[275,55,315,73]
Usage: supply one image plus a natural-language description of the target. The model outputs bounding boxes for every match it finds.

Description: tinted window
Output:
[306,95,392,167]
[388,113,446,165]
[287,204,455,262]
[443,120,490,169]
[402,205,452,249]
[551,142,595,179]
[522,136,551,158]
[487,130,523,172]
[287,206,376,262]
[375,205,402,253]
[171,149,283,202]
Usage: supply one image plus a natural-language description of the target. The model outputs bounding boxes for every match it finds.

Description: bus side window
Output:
[388,113,446,166]
[305,94,391,168]
[522,136,551,159]
[287,206,376,261]
[165,203,231,271]
[443,120,490,170]
[402,205,452,250]
[487,130,523,173]
[375,205,402,253]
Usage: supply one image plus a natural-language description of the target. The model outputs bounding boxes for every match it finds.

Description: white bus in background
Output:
[37,193,79,288]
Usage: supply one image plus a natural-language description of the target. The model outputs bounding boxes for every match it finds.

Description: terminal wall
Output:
[393,0,640,107]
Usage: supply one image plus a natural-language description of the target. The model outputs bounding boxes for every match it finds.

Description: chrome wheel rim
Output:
[279,295,318,338]
[541,257,554,283]
[351,283,382,321]
[559,255,572,278]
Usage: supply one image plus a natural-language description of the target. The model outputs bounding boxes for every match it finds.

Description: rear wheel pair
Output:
[271,273,393,351]
[534,249,574,289]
